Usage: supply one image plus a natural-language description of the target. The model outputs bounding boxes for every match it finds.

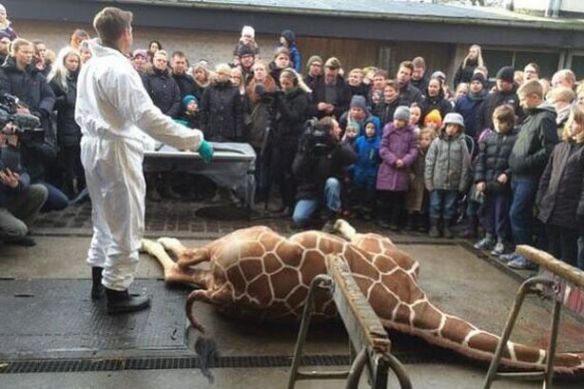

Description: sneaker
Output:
[499,252,519,263]
[474,236,496,250]
[490,241,506,256]
[507,255,538,270]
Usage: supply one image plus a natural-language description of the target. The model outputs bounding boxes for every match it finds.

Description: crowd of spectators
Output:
[0,5,582,274]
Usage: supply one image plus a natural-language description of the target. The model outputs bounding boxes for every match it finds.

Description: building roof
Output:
[121,0,584,30]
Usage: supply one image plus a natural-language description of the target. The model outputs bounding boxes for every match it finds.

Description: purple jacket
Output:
[376,123,419,191]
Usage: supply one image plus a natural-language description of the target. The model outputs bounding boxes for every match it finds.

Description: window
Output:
[482,48,560,79]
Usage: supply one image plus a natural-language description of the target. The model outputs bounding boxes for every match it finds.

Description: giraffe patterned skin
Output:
[141,221,584,376]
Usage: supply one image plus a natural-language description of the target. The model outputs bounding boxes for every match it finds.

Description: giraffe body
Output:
[142,223,584,376]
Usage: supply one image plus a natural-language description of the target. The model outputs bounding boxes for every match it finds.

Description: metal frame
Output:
[287,259,412,389]
[483,245,584,389]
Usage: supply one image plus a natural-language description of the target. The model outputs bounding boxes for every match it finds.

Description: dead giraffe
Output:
[141,221,584,376]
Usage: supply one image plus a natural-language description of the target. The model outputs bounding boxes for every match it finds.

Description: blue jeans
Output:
[509,178,538,246]
[39,182,69,212]
[293,178,341,227]
[429,190,458,220]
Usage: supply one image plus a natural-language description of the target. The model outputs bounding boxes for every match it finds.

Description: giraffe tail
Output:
[382,297,584,376]
[185,290,207,333]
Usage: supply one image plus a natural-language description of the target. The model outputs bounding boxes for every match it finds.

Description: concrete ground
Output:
[1,233,584,388]
[1,198,583,388]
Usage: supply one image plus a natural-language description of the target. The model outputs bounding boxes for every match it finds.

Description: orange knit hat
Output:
[424,109,443,128]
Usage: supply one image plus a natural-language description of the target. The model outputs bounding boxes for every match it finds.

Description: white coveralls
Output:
[75,43,203,291]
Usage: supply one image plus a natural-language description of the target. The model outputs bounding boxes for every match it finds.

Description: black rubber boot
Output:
[428,218,441,238]
[105,288,151,315]
[91,266,104,300]
[443,218,454,239]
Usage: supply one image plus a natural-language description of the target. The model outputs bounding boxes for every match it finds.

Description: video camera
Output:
[299,118,334,157]
[0,93,43,143]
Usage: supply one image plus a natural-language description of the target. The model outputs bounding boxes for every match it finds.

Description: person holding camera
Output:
[292,116,357,230]
[0,38,69,211]
[269,68,311,214]
[0,126,48,246]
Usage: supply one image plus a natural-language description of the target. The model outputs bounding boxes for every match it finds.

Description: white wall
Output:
[514,0,584,13]
[12,19,279,68]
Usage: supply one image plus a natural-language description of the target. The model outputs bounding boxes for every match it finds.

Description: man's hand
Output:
[497,173,508,184]
[16,107,31,115]
[0,168,20,188]
[198,140,214,163]
[476,182,486,192]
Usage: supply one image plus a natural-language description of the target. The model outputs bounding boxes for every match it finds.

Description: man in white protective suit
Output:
[75,7,214,314]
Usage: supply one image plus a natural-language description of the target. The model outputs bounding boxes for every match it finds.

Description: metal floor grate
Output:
[0,354,351,374]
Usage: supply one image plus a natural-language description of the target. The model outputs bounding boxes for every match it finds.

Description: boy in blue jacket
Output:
[351,120,380,220]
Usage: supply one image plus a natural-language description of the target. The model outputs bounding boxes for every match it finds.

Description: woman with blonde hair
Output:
[48,47,85,199]
[266,67,311,214]
[536,106,584,269]
[192,60,210,100]
[454,44,484,88]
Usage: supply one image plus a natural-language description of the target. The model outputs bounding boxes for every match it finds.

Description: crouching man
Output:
[76,7,213,314]
[292,117,356,231]
[0,127,48,247]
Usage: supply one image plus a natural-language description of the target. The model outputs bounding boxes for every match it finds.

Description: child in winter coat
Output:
[342,120,360,148]
[179,95,200,129]
[536,106,584,269]
[425,112,471,238]
[406,127,436,232]
[409,104,422,136]
[473,105,517,256]
[351,120,380,220]
[376,106,419,230]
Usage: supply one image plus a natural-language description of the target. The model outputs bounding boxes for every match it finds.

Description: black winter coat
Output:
[477,87,520,132]
[0,56,55,133]
[142,68,182,118]
[453,58,479,88]
[398,83,424,107]
[273,87,309,147]
[375,98,400,126]
[411,77,429,96]
[454,91,486,139]
[50,72,81,147]
[199,80,243,142]
[536,141,584,228]
[172,73,197,99]
[312,75,351,119]
[474,128,517,194]
[420,90,452,124]
[509,104,558,180]
[293,141,356,200]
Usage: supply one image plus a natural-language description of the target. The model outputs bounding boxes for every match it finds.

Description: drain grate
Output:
[0,354,350,374]
[0,351,455,374]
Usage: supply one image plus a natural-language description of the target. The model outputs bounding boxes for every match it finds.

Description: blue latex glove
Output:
[198,140,214,163]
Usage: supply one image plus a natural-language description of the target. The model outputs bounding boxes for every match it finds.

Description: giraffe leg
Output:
[158,237,212,270]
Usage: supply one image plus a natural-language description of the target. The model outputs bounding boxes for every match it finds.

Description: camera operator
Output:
[292,116,357,231]
[0,124,48,246]
[269,68,311,214]
[0,38,67,211]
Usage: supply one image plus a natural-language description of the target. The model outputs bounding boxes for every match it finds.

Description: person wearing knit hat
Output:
[470,72,486,87]
[350,95,367,113]
[233,25,259,60]
[425,109,471,238]
[324,57,342,70]
[423,109,442,130]
[496,66,514,84]
[376,103,418,230]
[477,65,520,131]
[394,106,410,123]
[179,95,200,129]
[443,112,465,129]
[304,55,323,90]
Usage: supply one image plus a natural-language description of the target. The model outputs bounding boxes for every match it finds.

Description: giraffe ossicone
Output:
[141,220,584,376]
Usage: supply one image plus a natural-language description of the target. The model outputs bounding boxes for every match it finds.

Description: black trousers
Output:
[60,145,85,199]
[378,190,406,224]
[271,145,297,209]
[546,223,579,267]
